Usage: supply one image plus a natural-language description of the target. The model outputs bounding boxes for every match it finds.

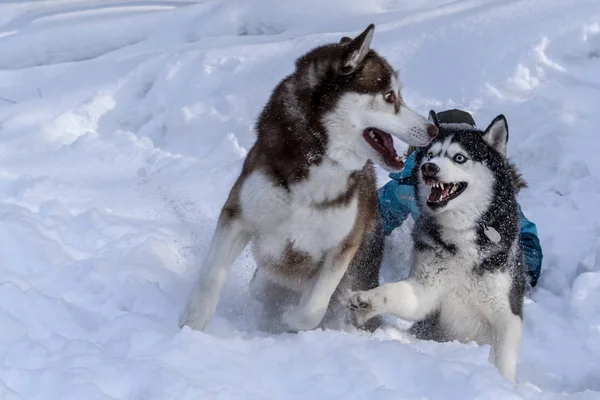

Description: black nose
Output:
[427,124,438,139]
[421,162,439,178]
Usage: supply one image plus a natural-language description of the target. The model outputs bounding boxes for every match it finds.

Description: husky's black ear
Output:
[339,24,374,75]
[428,110,440,127]
[482,114,509,156]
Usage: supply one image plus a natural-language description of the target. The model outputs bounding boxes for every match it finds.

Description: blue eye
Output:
[454,154,467,164]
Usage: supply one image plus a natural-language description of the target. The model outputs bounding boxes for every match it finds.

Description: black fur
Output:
[413,217,458,256]
[410,122,526,326]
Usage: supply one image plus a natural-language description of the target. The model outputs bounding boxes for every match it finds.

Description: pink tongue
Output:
[442,185,451,198]
[428,187,441,201]
[381,134,396,156]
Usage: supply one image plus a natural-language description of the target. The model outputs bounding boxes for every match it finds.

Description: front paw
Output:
[282,307,324,332]
[178,288,216,331]
[179,304,210,331]
[348,290,384,326]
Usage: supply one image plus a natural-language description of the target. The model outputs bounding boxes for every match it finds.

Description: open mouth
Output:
[362,128,404,170]
[425,180,468,208]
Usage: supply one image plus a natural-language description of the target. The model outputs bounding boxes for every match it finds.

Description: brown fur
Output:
[244,159,383,332]
[223,26,394,332]
[508,160,528,192]
[179,23,436,334]
[252,46,401,190]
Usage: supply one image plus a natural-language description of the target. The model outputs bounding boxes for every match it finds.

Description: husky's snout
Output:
[421,162,440,178]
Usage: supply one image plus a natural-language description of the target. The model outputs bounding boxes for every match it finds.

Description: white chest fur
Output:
[239,160,360,262]
[414,228,511,344]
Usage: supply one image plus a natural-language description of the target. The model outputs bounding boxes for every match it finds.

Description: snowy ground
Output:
[1,0,600,398]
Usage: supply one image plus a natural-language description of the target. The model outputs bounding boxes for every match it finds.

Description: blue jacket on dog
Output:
[378,151,544,287]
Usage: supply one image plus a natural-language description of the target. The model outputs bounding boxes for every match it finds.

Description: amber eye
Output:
[383,91,396,104]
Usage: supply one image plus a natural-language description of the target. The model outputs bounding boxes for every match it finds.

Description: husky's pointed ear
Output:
[482,114,509,156]
[428,110,440,127]
[339,24,375,75]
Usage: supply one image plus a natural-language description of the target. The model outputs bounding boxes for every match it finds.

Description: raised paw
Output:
[347,290,385,327]
[348,292,373,311]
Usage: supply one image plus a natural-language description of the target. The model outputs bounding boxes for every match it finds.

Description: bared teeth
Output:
[428,181,464,204]
[369,130,375,139]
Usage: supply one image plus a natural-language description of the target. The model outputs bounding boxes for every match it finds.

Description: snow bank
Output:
[0,0,599,398]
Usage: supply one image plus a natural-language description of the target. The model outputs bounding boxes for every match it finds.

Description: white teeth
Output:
[369,130,375,138]
[438,194,443,202]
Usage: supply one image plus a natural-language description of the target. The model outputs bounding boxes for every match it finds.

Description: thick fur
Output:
[348,113,527,384]
[406,109,528,192]
[179,24,437,334]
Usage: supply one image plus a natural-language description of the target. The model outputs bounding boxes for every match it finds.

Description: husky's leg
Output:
[250,268,299,333]
[348,278,439,326]
[179,216,251,331]
[489,311,522,385]
[282,244,359,332]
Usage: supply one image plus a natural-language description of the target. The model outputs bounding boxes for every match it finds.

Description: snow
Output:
[0,0,599,398]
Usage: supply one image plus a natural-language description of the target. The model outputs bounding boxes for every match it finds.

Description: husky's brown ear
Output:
[339,24,374,75]
[482,114,509,156]
[428,110,440,127]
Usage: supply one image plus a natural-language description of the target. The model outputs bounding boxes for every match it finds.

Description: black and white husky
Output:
[179,24,438,333]
[348,111,526,384]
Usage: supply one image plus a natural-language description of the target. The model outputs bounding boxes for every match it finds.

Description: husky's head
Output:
[293,24,438,172]
[414,112,510,218]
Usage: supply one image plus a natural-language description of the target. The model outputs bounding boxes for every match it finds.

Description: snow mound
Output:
[0,0,599,398]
